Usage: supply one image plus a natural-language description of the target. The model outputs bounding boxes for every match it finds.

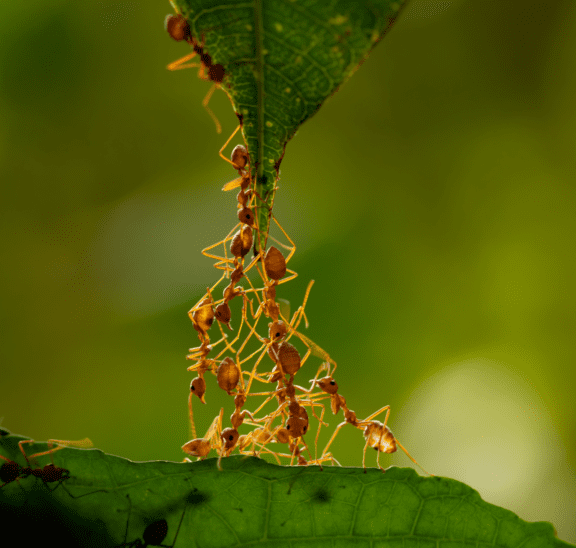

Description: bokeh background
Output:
[1,0,575,543]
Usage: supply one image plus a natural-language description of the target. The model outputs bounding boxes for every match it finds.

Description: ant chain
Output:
[166,6,432,472]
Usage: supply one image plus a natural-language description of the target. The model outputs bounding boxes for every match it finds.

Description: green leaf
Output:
[1,431,572,548]
[169,0,406,249]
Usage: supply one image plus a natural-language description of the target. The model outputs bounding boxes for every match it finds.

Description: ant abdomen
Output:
[278,342,301,375]
[264,247,287,280]
[231,145,249,171]
[217,357,240,395]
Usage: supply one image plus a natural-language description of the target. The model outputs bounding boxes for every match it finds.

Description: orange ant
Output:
[314,388,432,475]
[182,404,260,470]
[165,11,226,133]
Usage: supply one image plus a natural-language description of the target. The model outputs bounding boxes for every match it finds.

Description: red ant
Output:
[0,437,103,497]
[165,11,226,133]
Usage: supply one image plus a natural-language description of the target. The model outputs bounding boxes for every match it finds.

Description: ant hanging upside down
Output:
[165,11,227,133]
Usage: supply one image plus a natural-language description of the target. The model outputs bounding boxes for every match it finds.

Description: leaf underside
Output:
[1,433,571,548]
[170,0,407,245]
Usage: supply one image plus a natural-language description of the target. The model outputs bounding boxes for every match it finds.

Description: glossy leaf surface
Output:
[1,432,571,548]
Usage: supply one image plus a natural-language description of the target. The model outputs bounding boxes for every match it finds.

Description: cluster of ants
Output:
[180,133,430,475]
[163,7,431,475]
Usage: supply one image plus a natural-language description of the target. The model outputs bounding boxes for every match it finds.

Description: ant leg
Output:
[188,390,198,440]
[218,124,242,169]
[394,438,433,476]
[312,403,326,462]
[275,269,298,286]
[202,84,222,134]
[167,52,200,71]
[201,223,241,274]
[240,251,263,282]
[271,214,296,264]
[321,421,348,458]
[25,438,93,461]
[362,435,372,472]
[288,280,314,333]
[243,342,275,395]
[363,406,391,425]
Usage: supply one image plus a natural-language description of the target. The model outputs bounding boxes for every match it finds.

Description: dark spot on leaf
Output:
[313,487,330,503]
[187,490,209,506]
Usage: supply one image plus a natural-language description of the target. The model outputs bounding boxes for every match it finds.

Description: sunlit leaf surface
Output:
[1,433,571,548]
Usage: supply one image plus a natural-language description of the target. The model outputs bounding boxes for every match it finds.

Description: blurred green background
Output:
[1,0,574,543]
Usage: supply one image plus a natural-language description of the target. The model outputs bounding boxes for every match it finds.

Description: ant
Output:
[116,494,186,548]
[311,384,433,475]
[0,437,103,496]
[165,11,226,133]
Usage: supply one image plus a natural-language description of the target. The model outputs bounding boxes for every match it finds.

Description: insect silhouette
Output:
[116,494,186,548]
[165,11,227,133]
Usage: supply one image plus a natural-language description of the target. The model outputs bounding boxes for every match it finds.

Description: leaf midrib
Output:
[254,0,265,182]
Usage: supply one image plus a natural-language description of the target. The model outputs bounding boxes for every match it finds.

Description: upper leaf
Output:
[168,0,407,246]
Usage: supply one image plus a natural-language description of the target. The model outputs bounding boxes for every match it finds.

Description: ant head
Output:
[268,320,287,341]
[190,377,207,402]
[317,376,339,395]
[214,302,232,326]
[165,14,190,42]
[237,207,254,227]
[285,416,307,438]
[220,428,239,451]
